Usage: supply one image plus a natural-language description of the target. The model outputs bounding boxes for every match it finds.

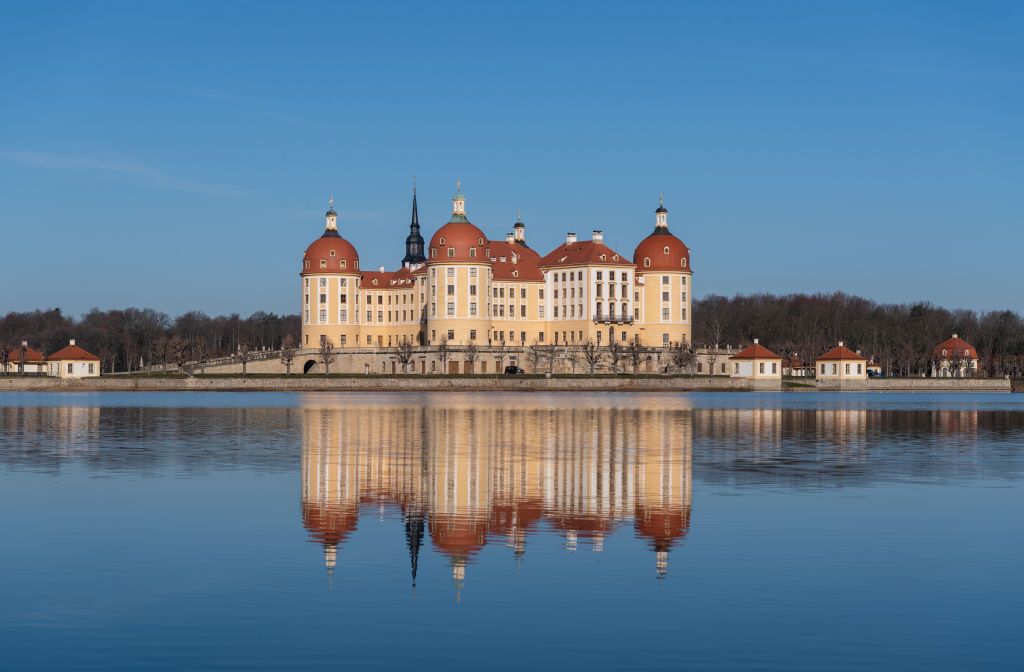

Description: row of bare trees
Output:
[0,308,299,374]
[695,292,1024,377]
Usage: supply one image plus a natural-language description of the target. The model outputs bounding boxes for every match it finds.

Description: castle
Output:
[300,183,692,360]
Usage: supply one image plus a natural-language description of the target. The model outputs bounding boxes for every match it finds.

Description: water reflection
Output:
[299,397,694,590]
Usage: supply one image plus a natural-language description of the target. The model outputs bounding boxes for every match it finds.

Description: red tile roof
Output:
[47,343,99,361]
[360,266,415,289]
[816,345,866,361]
[489,240,543,281]
[5,345,45,363]
[729,343,781,360]
[538,240,633,268]
[932,336,978,360]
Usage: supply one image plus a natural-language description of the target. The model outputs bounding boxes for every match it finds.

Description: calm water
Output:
[1,392,1022,671]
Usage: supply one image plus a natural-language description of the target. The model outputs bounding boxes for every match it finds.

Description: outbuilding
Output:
[47,339,100,378]
[728,339,782,379]
[815,342,867,381]
[931,334,979,378]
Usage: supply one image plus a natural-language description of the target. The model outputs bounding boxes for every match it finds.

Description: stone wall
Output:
[0,374,779,393]
[816,378,1012,392]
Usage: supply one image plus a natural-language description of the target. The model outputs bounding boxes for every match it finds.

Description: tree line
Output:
[693,292,1024,377]
[0,308,299,374]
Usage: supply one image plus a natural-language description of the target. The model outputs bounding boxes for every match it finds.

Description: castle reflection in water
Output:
[300,396,694,589]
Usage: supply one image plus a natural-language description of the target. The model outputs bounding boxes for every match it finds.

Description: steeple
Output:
[405,512,424,596]
[402,179,426,267]
[655,194,671,233]
[513,210,528,246]
[324,194,340,237]
[449,179,468,222]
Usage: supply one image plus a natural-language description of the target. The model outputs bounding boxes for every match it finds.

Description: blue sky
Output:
[2,1,1021,317]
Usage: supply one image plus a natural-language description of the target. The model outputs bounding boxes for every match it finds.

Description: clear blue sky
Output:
[2,1,1021,317]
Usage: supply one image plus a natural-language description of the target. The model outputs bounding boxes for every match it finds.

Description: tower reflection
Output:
[298,395,695,589]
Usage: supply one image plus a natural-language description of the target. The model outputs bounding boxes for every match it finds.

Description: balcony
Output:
[593,313,634,324]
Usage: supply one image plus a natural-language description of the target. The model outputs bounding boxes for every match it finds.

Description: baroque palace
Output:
[301,183,692,362]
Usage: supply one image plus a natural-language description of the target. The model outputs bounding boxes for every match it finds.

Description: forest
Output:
[2,291,1024,376]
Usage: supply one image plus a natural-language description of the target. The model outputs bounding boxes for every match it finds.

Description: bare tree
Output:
[16,342,27,375]
[437,335,450,374]
[194,340,209,374]
[581,340,603,374]
[542,344,559,374]
[318,338,336,375]
[237,342,252,376]
[0,343,9,375]
[626,340,644,374]
[608,341,623,373]
[396,339,414,374]
[670,341,695,373]
[493,340,509,373]
[564,343,581,374]
[464,341,479,374]
[280,334,296,374]
[526,340,543,373]
[171,336,190,375]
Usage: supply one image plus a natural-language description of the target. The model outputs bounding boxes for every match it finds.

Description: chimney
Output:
[379,265,385,273]
[505,233,514,244]
[21,340,27,347]
[952,333,958,339]
[838,341,844,347]
[592,230,604,243]
[566,232,577,244]
[753,338,759,344]
[70,339,76,346]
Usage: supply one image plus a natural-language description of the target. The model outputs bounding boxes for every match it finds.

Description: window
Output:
[554,307,559,318]
[88,363,94,374]
[539,332,545,342]
[857,364,862,374]
[439,237,446,245]
[319,277,327,287]
[470,302,477,316]
[662,275,669,285]
[596,285,603,297]
[662,308,669,320]
[539,289,545,299]
[340,309,347,322]
[340,260,347,269]
[662,291,669,302]
[320,260,327,268]
[447,267,455,278]
[759,362,765,374]
[735,363,740,374]
[319,309,327,322]
[663,333,669,345]
[447,330,454,340]
[644,257,651,267]
[469,285,477,296]
[469,248,476,258]
[319,293,327,304]
[470,329,477,340]
[470,267,477,278]
[521,288,527,299]
[431,248,437,258]
[772,363,777,374]
[366,310,372,322]
[447,247,455,258]
[447,284,455,296]
[596,271,603,281]
[845,363,850,374]
[67,363,73,374]
[520,305,526,317]
[378,311,384,322]
[340,335,347,345]
[447,302,455,316]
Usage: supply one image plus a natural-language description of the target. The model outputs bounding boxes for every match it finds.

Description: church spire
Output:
[402,178,426,267]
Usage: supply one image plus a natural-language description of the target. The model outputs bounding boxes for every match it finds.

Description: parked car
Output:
[504,365,525,375]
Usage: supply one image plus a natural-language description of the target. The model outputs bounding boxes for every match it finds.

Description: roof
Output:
[538,239,633,268]
[633,229,691,273]
[816,345,866,361]
[729,343,781,360]
[932,335,978,360]
[5,345,45,362]
[361,266,416,289]
[428,220,488,263]
[303,232,360,275]
[47,343,100,361]
[489,240,543,282]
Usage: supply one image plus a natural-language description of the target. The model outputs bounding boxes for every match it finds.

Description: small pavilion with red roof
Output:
[815,341,867,381]
[46,339,100,378]
[931,334,979,378]
[728,339,782,379]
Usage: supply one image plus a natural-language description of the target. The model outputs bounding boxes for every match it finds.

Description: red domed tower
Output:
[300,197,362,351]
[633,195,693,348]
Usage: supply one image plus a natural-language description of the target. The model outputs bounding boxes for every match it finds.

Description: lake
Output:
[1,391,1022,670]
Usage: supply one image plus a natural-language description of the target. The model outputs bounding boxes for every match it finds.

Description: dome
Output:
[302,502,359,547]
[633,230,691,272]
[634,504,691,552]
[428,221,489,263]
[302,232,360,274]
[428,513,488,559]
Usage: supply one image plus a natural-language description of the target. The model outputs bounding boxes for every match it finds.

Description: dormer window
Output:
[644,257,651,267]
[513,270,519,278]
[478,237,484,245]
[600,254,607,261]
[681,258,687,268]
[330,250,336,257]
[469,248,477,258]
[431,248,437,258]
[447,247,455,258]
[304,260,310,269]
[320,260,327,268]
[354,260,359,269]
[663,246,670,254]
[612,255,619,261]
[340,260,347,269]
[373,279,378,286]
[439,237,446,246]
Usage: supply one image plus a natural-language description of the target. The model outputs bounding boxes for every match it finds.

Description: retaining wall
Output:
[816,378,1012,392]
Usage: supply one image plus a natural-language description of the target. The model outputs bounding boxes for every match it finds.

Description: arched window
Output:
[469,247,476,258]
[663,246,670,254]
[681,258,687,268]
[447,247,455,258]
[430,248,437,258]
[320,260,327,268]
[340,260,347,269]
[329,250,336,257]
[644,257,651,267]
[439,237,446,246]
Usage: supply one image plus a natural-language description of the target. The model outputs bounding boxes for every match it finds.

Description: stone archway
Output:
[302,359,318,374]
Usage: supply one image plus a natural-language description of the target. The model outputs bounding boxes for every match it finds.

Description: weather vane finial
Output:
[329,193,334,210]
[516,209,521,222]
[456,178,461,193]
[659,192,664,207]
